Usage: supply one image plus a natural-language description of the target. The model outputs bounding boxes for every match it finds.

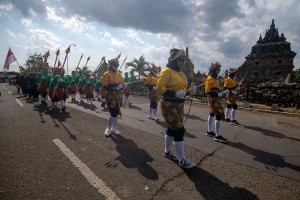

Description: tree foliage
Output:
[293,68,300,81]
[20,53,44,75]
[125,55,149,80]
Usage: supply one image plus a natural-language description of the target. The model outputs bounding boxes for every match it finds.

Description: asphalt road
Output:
[1,83,300,200]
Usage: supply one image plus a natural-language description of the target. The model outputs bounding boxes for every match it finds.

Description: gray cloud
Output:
[3,0,299,69]
[0,0,47,18]
[219,36,244,58]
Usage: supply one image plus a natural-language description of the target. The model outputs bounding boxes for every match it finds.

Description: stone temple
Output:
[237,19,297,84]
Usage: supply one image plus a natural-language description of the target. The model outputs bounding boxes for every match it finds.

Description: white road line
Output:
[8,91,11,94]
[15,99,24,107]
[3,86,7,90]
[52,139,120,200]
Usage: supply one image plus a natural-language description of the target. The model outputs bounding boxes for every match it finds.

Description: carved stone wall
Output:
[236,19,296,85]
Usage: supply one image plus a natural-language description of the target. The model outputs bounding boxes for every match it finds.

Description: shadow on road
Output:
[33,103,76,140]
[244,125,300,142]
[185,167,259,199]
[109,134,159,180]
[229,142,300,173]
[125,104,142,110]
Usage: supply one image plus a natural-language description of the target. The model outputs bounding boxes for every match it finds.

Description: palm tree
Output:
[126,55,149,80]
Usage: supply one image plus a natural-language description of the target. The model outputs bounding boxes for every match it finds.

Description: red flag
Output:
[4,47,17,70]
[57,59,62,68]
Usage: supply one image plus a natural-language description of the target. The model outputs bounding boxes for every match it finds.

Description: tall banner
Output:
[4,47,17,70]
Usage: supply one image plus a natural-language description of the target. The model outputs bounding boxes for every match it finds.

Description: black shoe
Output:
[179,159,196,169]
[163,151,179,161]
[230,120,240,126]
[61,107,66,111]
[206,131,215,137]
[41,100,48,105]
[214,135,228,143]
[225,118,231,122]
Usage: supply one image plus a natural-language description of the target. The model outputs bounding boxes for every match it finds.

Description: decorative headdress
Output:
[209,62,221,72]
[229,68,238,74]
[169,48,185,61]
[108,54,120,70]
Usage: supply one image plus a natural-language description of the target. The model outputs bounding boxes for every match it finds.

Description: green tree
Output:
[126,55,149,80]
[20,53,44,75]
[293,68,300,81]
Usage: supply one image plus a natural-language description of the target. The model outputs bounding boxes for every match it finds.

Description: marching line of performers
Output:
[10,49,242,169]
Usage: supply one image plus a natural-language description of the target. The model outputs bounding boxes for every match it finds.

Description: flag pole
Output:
[62,44,76,75]
[76,53,83,70]
[53,48,60,69]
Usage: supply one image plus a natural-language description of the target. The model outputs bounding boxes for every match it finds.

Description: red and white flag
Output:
[4,47,17,70]
[57,59,62,68]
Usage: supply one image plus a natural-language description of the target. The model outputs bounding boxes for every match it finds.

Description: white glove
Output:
[115,83,123,90]
[189,83,196,95]
[218,92,223,97]
[175,91,186,99]
[232,90,238,95]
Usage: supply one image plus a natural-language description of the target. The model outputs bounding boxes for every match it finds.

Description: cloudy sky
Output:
[0,0,299,75]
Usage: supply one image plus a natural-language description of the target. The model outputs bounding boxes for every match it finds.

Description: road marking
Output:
[8,91,11,94]
[52,139,120,200]
[15,99,24,107]
[3,86,7,90]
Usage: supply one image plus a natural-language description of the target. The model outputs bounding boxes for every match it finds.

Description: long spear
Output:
[118,56,127,71]
[53,48,60,69]
[76,56,90,89]
[76,53,83,70]
[55,44,75,90]
[185,47,195,123]
[42,50,50,73]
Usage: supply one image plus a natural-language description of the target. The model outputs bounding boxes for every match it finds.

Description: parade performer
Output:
[69,79,77,102]
[144,70,158,121]
[100,87,107,108]
[205,62,227,143]
[156,48,196,169]
[69,72,79,103]
[123,72,132,106]
[15,74,21,94]
[37,73,50,105]
[84,74,95,105]
[49,69,59,109]
[27,72,39,99]
[78,75,87,103]
[18,74,28,97]
[223,68,241,126]
[56,75,69,111]
[100,56,125,136]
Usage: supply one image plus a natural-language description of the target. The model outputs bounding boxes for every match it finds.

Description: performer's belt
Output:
[106,84,119,91]
[146,84,155,90]
[162,97,185,103]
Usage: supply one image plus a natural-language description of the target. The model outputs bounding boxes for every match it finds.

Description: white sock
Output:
[164,135,173,153]
[153,109,157,118]
[112,117,118,130]
[149,108,153,117]
[208,115,213,132]
[225,108,230,119]
[215,120,221,137]
[174,141,185,161]
[231,109,236,121]
[60,100,65,107]
[108,117,115,130]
